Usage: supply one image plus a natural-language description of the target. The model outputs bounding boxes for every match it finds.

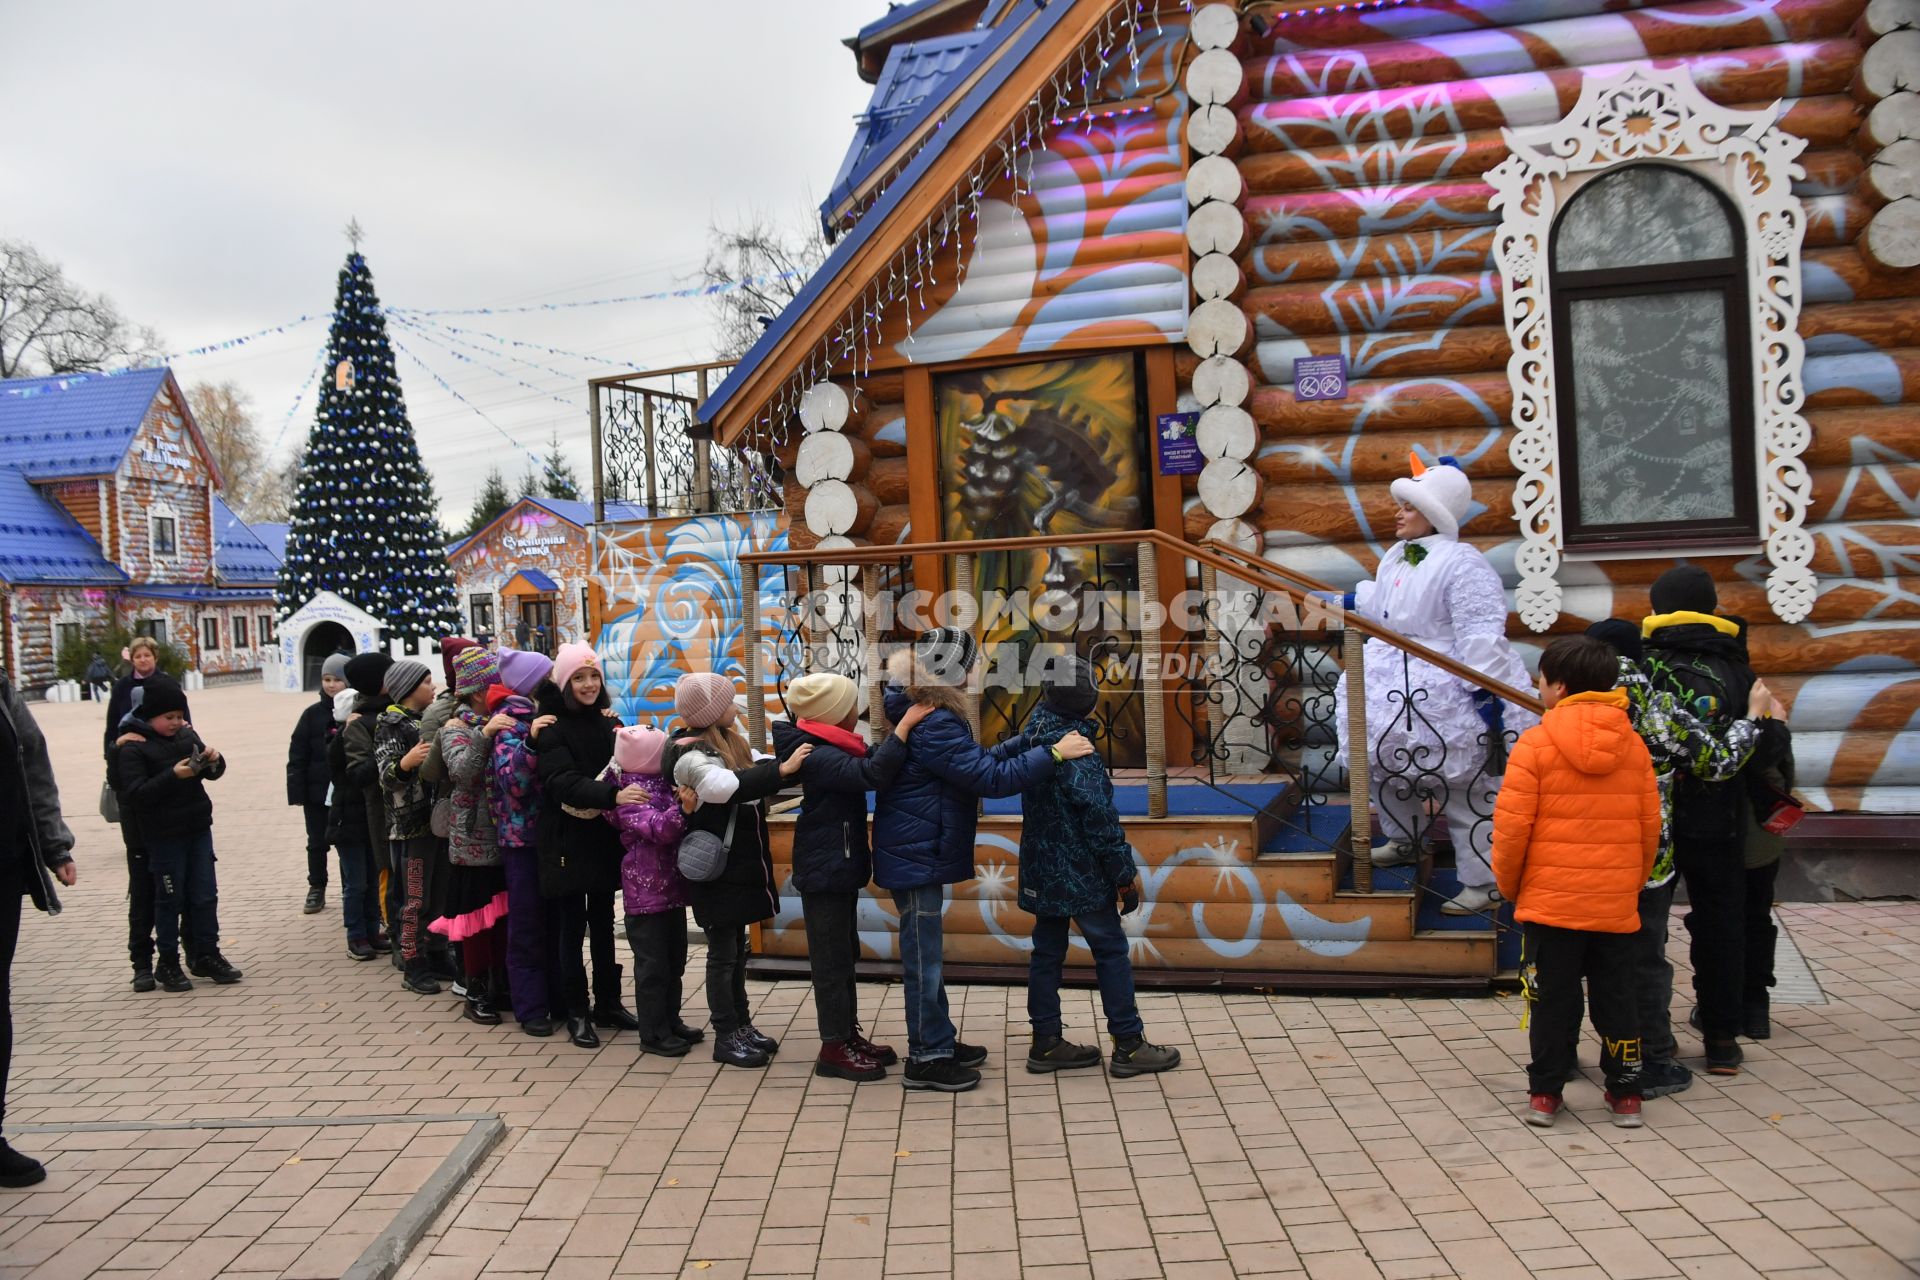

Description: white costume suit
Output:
[1334,534,1537,888]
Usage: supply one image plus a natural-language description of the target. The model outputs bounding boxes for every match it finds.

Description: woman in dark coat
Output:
[532,644,639,1048]
[3,666,77,1188]
[665,672,810,1069]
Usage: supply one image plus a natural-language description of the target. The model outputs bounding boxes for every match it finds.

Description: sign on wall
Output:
[1155,411,1203,475]
[1293,355,1348,402]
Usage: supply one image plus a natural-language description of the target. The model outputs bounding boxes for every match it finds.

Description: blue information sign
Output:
[1156,411,1203,475]
[1294,354,1348,401]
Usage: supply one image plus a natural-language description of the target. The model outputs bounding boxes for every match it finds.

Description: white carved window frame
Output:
[1488,64,1815,631]
[149,501,181,564]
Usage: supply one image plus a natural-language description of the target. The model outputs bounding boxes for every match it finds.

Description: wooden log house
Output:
[617,0,1920,985]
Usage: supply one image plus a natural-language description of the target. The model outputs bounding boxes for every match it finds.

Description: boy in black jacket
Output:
[289,652,348,915]
[114,676,241,992]
[326,687,389,961]
[770,673,928,1082]
[375,660,440,995]
[340,653,397,966]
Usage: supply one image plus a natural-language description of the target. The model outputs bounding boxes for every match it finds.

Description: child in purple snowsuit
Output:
[488,649,557,1035]
[604,725,699,1056]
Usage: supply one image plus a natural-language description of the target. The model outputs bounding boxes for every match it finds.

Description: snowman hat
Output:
[1389,453,1472,540]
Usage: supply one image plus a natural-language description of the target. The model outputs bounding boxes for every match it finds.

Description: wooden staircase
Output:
[750,781,1504,991]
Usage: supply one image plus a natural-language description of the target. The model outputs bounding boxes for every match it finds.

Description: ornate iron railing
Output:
[588,361,782,520]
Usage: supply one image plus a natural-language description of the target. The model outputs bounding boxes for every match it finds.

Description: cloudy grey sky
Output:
[1,1,880,523]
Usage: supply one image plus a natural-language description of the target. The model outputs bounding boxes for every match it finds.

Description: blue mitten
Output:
[1472,690,1508,775]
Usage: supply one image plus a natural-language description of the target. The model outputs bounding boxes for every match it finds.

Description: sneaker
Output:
[450,978,468,999]
[1109,1038,1181,1077]
[640,1033,693,1058]
[131,967,156,993]
[849,1028,895,1067]
[155,958,192,993]
[369,932,393,954]
[903,1058,981,1092]
[742,1025,780,1056]
[1525,1094,1562,1127]
[713,1028,770,1069]
[1640,1060,1693,1099]
[815,1041,886,1082]
[1705,1039,1742,1076]
[303,887,325,915]
[345,938,375,962]
[189,953,242,984]
[1440,885,1502,916]
[1744,1000,1771,1041]
[1369,839,1419,868]
[953,1041,988,1069]
[1605,1092,1644,1128]
[402,965,440,996]
[0,1139,47,1189]
[1027,1036,1102,1074]
[671,1021,706,1045]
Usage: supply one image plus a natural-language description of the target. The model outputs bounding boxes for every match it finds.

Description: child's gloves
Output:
[1119,880,1141,916]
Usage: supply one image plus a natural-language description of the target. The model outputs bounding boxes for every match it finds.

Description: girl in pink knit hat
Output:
[603,726,701,1056]
[663,671,812,1069]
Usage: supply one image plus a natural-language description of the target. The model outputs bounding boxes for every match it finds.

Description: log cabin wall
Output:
[1183,0,1920,815]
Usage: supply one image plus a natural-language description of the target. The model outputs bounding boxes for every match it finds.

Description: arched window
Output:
[1549,164,1756,547]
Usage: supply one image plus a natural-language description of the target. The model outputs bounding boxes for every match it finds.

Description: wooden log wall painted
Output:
[744,0,1919,828]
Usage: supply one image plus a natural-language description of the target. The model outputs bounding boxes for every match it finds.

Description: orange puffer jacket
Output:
[1492,689,1660,934]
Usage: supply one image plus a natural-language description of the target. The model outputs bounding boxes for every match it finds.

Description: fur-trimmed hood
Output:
[883,646,969,721]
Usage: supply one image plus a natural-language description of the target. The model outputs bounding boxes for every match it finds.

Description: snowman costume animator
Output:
[1333,456,1536,915]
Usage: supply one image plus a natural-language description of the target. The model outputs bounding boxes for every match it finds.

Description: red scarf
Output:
[795,718,868,757]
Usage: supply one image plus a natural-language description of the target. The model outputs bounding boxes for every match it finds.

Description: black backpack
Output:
[1646,647,1753,842]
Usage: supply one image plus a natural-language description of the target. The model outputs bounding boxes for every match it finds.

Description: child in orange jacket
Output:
[1493,636,1660,1130]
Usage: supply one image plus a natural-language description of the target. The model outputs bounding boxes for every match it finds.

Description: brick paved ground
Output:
[3,685,1917,1279]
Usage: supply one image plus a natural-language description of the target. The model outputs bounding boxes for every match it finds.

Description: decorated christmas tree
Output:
[277,237,458,640]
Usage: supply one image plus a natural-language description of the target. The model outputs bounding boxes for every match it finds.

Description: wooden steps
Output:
[750,792,1504,989]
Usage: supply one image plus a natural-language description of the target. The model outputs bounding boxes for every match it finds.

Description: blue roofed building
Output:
[447,494,644,656]
[0,366,284,690]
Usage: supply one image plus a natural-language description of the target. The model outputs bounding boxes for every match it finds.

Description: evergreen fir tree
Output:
[276,248,459,640]
[463,467,514,539]
[540,432,582,501]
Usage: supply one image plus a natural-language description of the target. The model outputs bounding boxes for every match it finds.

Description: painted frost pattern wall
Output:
[1186,0,1920,813]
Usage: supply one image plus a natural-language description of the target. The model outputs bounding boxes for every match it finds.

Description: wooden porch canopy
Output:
[500,569,559,598]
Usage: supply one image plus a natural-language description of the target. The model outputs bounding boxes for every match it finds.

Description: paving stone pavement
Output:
[4,685,1918,1279]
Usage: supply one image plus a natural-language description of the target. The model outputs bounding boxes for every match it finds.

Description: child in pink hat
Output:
[604,726,699,1055]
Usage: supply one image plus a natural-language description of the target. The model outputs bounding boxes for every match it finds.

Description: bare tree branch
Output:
[698,210,829,360]
[0,239,163,378]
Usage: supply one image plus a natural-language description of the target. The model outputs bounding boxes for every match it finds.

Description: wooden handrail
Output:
[744,528,1544,713]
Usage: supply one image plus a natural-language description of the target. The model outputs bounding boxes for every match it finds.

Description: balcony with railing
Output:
[588,360,783,522]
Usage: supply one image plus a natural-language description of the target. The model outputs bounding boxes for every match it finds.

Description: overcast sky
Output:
[1,1,879,524]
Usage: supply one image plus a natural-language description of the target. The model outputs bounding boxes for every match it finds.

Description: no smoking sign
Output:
[1293,354,1348,401]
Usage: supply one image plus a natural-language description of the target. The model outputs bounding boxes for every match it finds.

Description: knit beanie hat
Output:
[613,725,669,775]
[914,626,979,686]
[552,642,598,691]
[1388,453,1473,540]
[498,649,552,697]
[333,687,359,724]
[786,672,858,726]
[675,672,738,729]
[383,659,432,702]
[1585,618,1644,665]
[1040,654,1100,720]
[451,646,501,698]
[439,636,478,687]
[321,651,351,682]
[1649,564,1717,616]
[344,652,393,697]
[138,675,189,721]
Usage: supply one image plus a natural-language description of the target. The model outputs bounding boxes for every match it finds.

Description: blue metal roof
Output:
[506,567,560,593]
[825,30,993,232]
[0,467,128,586]
[212,495,283,585]
[704,0,1070,433]
[250,521,289,560]
[125,583,273,603]
[0,367,169,480]
[446,494,652,560]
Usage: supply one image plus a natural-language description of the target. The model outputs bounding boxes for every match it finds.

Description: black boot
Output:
[303,887,325,915]
[0,1139,46,1189]
[155,957,192,993]
[188,952,243,984]
[593,964,637,1030]
[567,1016,601,1049]
[131,964,156,993]
[462,976,501,1026]
[1744,997,1771,1040]
[402,961,440,996]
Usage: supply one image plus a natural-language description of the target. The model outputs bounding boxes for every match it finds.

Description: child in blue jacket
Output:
[1015,657,1179,1078]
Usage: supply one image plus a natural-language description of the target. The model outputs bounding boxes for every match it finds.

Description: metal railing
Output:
[739,529,1543,906]
[588,360,783,522]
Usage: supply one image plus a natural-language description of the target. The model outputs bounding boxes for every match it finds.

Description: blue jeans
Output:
[148,830,219,963]
[336,841,381,944]
[891,884,955,1063]
[1028,904,1143,1041]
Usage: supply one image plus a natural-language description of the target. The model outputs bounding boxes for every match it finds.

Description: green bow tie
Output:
[1404,543,1428,568]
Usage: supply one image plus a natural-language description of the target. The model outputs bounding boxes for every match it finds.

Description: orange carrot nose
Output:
[1408,451,1427,478]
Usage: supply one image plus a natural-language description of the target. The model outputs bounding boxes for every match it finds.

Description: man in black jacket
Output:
[2,667,77,1188]
[103,636,186,993]
[1642,566,1769,1076]
[288,652,349,914]
[115,677,242,992]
